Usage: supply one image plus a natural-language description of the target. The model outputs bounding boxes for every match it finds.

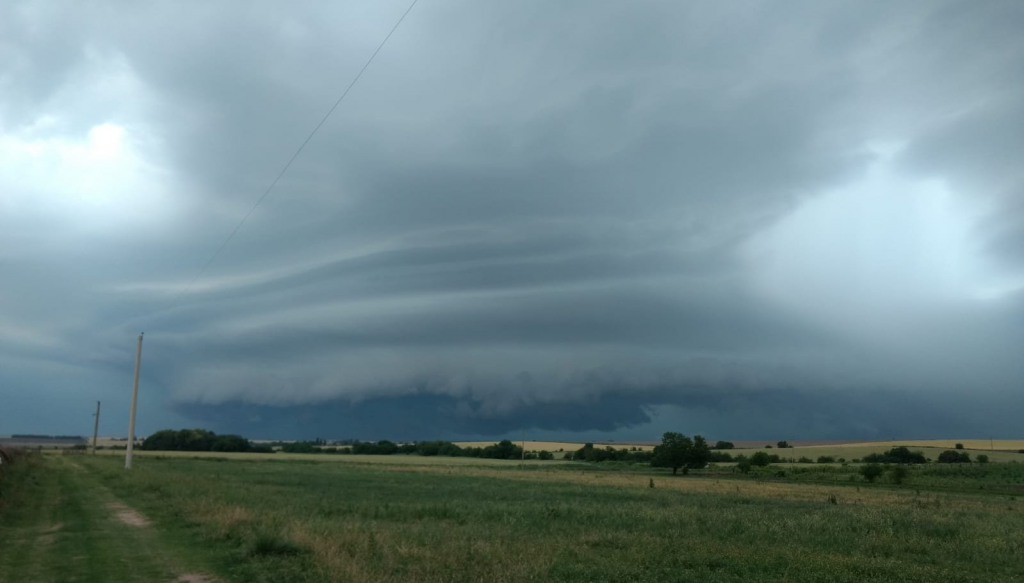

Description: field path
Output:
[0,455,219,583]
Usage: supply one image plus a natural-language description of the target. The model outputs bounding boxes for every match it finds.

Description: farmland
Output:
[2,450,1024,582]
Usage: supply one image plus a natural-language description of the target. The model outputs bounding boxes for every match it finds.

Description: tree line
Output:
[140,429,273,453]
[284,439,537,460]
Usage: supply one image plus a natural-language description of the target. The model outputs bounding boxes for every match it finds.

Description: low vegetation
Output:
[3,452,1022,583]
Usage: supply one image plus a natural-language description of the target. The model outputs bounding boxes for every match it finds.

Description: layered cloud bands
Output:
[2,1,1022,439]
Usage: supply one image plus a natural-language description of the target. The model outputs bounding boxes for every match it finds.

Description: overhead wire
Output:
[159,0,420,318]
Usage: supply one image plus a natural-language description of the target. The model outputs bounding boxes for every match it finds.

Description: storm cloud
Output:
[2,1,1022,440]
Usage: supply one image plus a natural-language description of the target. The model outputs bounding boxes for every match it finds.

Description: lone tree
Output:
[652,432,710,475]
[750,451,774,467]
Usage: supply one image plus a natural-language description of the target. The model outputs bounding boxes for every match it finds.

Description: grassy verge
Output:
[0,454,227,583]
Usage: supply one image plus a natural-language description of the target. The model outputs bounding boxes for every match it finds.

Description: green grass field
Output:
[2,452,1023,582]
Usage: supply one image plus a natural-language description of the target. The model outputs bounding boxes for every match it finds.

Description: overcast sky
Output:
[2,1,1022,441]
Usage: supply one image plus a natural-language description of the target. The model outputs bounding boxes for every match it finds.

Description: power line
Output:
[165,0,420,313]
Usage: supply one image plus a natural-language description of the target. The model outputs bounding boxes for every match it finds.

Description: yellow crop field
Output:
[454,440,656,452]
[726,441,1024,463]
[842,439,1024,450]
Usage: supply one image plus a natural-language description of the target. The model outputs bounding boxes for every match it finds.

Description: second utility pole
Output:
[91,401,101,455]
[125,333,144,470]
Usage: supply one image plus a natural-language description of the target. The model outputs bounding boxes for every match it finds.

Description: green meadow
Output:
[1,452,1023,583]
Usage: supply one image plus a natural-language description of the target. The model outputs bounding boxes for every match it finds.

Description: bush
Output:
[713,441,735,450]
[937,450,971,464]
[736,457,752,474]
[281,441,317,454]
[955,443,964,450]
[797,456,813,464]
[574,443,652,464]
[709,451,734,463]
[750,451,773,467]
[860,464,884,483]
[777,441,791,449]
[889,465,909,485]
[976,454,989,464]
[817,456,835,463]
[537,450,554,460]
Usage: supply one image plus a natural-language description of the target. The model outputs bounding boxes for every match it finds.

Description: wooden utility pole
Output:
[521,428,525,469]
[91,401,101,455]
[125,333,144,470]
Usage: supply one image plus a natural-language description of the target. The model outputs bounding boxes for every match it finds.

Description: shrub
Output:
[765,445,773,449]
[860,464,884,483]
[852,458,861,463]
[889,465,909,485]
[976,454,989,464]
[736,457,752,474]
[709,451,734,463]
[838,458,846,463]
[750,451,773,467]
[281,441,317,454]
[574,443,634,463]
[797,456,813,464]
[955,443,964,450]
[714,441,735,450]
[537,450,554,460]
[817,456,835,464]
[777,441,791,449]
[937,450,971,464]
